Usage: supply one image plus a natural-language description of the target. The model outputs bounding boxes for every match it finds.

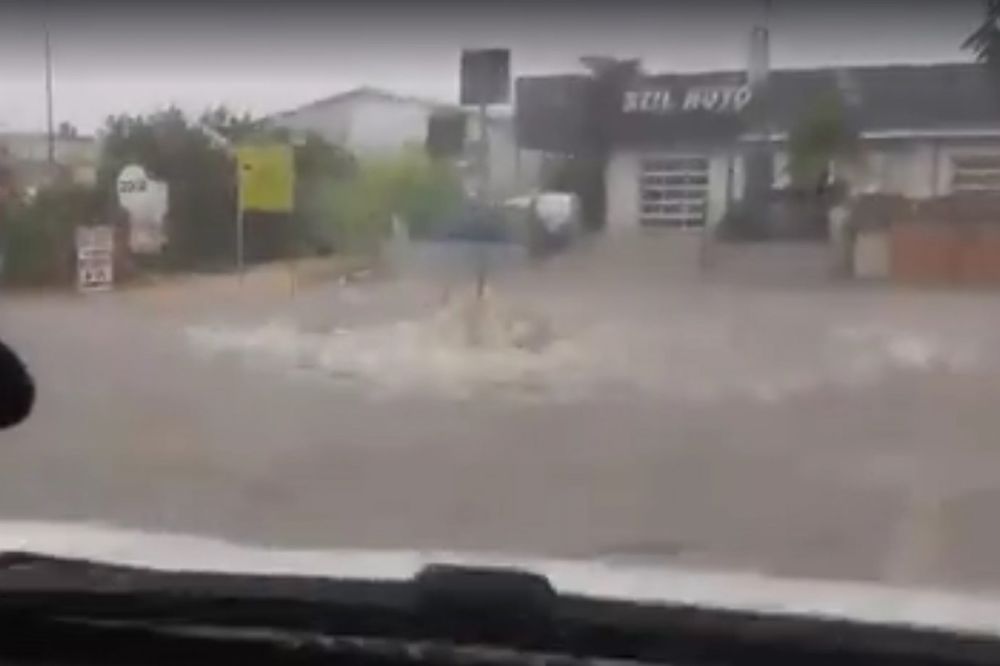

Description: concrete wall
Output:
[605,150,641,234]
[772,150,791,188]
[767,144,937,197]
[606,138,1000,234]
[798,138,1000,199]
[470,115,543,201]
[706,153,731,227]
[854,143,939,198]
[732,154,746,202]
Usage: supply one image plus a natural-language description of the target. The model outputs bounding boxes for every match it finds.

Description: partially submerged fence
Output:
[848,193,1000,285]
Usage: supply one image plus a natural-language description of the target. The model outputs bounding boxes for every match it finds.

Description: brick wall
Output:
[850,193,1000,285]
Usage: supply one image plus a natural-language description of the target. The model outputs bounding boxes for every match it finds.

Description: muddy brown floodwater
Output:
[4,235,1000,595]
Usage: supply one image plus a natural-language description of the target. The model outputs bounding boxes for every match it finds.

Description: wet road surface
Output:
[3,235,1000,594]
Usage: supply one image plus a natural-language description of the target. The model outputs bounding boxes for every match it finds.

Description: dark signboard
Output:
[621,83,752,115]
[426,111,467,158]
[609,73,755,145]
[460,49,511,106]
[514,75,593,153]
[515,71,759,154]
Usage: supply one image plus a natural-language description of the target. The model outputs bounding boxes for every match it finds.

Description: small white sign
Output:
[76,225,114,256]
[76,226,114,292]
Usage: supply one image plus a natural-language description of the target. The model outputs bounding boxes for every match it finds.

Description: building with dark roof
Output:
[515,62,1000,232]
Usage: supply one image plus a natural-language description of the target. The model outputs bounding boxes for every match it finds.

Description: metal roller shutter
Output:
[639,155,709,228]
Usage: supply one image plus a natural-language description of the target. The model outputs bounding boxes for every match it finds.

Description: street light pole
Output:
[43,13,54,169]
[475,101,489,300]
[741,0,773,236]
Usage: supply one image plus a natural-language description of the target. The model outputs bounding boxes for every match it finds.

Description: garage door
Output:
[639,155,709,228]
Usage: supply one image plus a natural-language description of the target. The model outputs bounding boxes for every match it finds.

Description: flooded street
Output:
[4,235,1000,593]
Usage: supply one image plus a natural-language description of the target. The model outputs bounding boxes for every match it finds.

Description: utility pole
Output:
[43,9,55,170]
[742,0,773,234]
[458,47,508,313]
[475,101,489,300]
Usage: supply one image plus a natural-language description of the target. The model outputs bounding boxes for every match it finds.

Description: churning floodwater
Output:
[184,282,985,404]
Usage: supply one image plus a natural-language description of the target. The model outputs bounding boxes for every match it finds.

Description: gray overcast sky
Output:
[0,1,986,133]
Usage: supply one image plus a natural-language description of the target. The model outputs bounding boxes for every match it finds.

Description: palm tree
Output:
[787,91,860,194]
[964,0,1000,68]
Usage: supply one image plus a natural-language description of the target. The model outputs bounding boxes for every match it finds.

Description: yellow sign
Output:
[236,144,295,213]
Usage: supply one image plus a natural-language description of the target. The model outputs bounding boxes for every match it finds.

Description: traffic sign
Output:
[236,144,295,213]
[116,164,168,255]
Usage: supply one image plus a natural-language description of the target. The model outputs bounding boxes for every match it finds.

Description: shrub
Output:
[786,91,861,192]
[317,148,464,256]
[98,109,238,270]
[0,184,103,286]
[289,133,357,256]
[101,113,359,269]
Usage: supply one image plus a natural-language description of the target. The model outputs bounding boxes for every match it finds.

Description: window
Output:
[639,155,709,227]
[951,153,1000,192]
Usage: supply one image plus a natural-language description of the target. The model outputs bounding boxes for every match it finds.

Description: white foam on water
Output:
[833,324,980,374]
[184,305,985,404]
[186,296,593,402]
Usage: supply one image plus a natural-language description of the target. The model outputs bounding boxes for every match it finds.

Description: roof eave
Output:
[739,127,1000,143]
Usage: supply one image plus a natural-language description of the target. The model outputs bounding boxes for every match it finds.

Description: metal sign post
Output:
[460,48,509,304]
[475,101,490,300]
[236,163,245,282]
[234,143,295,284]
[42,9,54,170]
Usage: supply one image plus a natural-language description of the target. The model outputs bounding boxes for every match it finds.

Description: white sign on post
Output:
[76,226,114,292]
[116,164,168,255]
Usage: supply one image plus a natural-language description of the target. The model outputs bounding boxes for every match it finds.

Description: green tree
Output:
[99,107,361,268]
[786,91,860,193]
[289,132,357,255]
[57,121,78,139]
[98,107,242,269]
[965,1,1000,69]
[319,147,462,256]
[0,184,102,286]
[199,106,260,143]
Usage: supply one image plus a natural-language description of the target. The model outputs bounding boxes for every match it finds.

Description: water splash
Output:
[185,294,985,403]
[186,287,591,401]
